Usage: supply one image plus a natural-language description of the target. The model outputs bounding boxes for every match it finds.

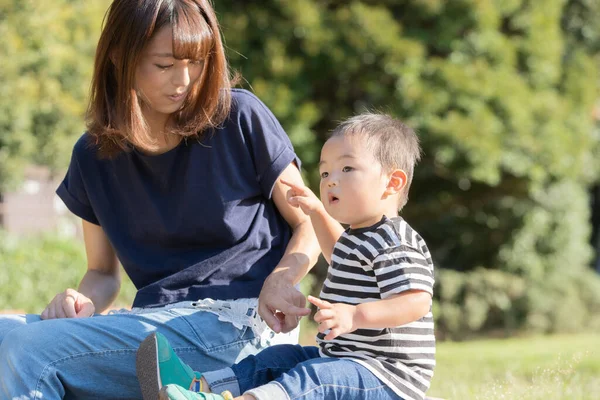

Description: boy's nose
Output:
[328,180,337,187]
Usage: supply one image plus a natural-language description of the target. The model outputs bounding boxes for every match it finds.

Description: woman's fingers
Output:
[75,300,95,318]
[258,301,282,333]
[41,289,93,320]
[47,303,57,320]
[62,294,78,318]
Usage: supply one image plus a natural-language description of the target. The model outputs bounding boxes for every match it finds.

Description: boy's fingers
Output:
[286,196,298,207]
[308,295,332,309]
[324,329,340,341]
[313,309,335,323]
[280,179,309,195]
[294,197,312,207]
[280,179,300,190]
[288,196,310,209]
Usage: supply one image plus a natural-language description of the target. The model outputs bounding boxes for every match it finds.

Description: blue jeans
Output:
[0,302,289,400]
[204,344,400,400]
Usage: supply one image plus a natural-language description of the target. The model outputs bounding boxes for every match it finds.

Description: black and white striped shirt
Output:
[317,216,435,400]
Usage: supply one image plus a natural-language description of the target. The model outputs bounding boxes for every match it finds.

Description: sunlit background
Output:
[1,1,599,398]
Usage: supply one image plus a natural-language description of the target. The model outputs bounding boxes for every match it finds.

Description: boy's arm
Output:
[309,291,431,340]
[281,179,344,263]
[311,243,434,340]
[363,243,434,327]
[354,290,431,328]
[307,206,344,264]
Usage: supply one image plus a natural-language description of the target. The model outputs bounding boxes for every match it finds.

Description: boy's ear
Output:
[384,169,407,196]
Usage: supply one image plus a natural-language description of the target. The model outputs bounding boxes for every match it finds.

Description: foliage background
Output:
[1,0,600,339]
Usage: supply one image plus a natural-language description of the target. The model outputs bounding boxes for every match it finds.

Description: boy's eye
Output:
[155,64,173,70]
[342,166,354,172]
[189,59,203,65]
[320,171,329,179]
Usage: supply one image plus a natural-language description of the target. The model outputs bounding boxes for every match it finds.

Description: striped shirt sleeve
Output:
[372,243,434,298]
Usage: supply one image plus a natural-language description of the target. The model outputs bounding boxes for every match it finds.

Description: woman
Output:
[0,0,319,398]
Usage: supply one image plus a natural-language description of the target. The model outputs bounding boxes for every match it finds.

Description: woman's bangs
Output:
[172,6,213,61]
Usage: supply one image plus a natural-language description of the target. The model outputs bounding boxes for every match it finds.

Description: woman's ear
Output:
[384,169,407,196]
[109,50,119,67]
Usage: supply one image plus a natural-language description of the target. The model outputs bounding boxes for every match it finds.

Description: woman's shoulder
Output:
[231,88,262,103]
[230,88,272,115]
[71,132,100,158]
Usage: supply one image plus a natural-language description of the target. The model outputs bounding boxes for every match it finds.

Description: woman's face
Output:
[135,26,203,122]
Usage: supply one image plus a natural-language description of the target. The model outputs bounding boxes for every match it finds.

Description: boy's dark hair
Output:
[330,113,421,210]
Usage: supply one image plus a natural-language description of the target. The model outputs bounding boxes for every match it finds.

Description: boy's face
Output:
[319,135,394,229]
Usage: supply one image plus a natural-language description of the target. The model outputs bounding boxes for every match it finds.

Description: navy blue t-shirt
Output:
[57,89,300,308]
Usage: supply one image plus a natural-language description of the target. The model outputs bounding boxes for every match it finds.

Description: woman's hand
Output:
[261,164,320,333]
[41,288,95,319]
[308,295,358,340]
[258,269,311,333]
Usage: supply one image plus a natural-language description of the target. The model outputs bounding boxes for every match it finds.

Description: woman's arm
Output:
[78,220,122,312]
[41,220,121,319]
[258,163,322,333]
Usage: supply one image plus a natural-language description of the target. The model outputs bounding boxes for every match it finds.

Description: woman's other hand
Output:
[261,164,320,333]
[41,288,95,319]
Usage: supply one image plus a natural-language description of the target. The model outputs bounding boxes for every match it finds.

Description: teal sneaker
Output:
[136,332,203,400]
[159,384,234,400]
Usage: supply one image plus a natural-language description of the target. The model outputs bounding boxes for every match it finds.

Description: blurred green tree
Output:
[1,0,599,337]
[214,0,600,338]
[0,0,111,190]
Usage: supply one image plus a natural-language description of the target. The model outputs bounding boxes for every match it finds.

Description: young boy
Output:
[136,113,436,400]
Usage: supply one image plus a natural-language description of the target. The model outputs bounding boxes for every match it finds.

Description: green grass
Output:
[0,232,137,313]
[428,333,600,400]
[301,330,600,399]
[3,232,599,399]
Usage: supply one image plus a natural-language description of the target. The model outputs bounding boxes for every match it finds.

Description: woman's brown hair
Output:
[86,0,231,157]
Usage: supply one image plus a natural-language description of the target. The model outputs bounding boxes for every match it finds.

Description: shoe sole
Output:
[158,386,170,400]
[136,332,161,400]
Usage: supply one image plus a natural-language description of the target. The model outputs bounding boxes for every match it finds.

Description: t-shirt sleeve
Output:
[372,244,434,298]
[236,91,301,199]
[56,144,99,225]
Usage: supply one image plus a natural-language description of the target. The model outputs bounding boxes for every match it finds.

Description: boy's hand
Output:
[280,179,324,216]
[308,295,357,340]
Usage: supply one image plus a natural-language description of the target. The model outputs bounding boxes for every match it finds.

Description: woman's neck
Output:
[139,132,182,155]
[137,110,182,155]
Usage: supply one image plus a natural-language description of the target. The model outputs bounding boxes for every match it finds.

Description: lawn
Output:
[3,234,599,399]
[300,330,599,399]
[427,333,600,400]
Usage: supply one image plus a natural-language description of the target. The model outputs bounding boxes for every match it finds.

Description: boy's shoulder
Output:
[371,217,433,267]
[375,216,425,248]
